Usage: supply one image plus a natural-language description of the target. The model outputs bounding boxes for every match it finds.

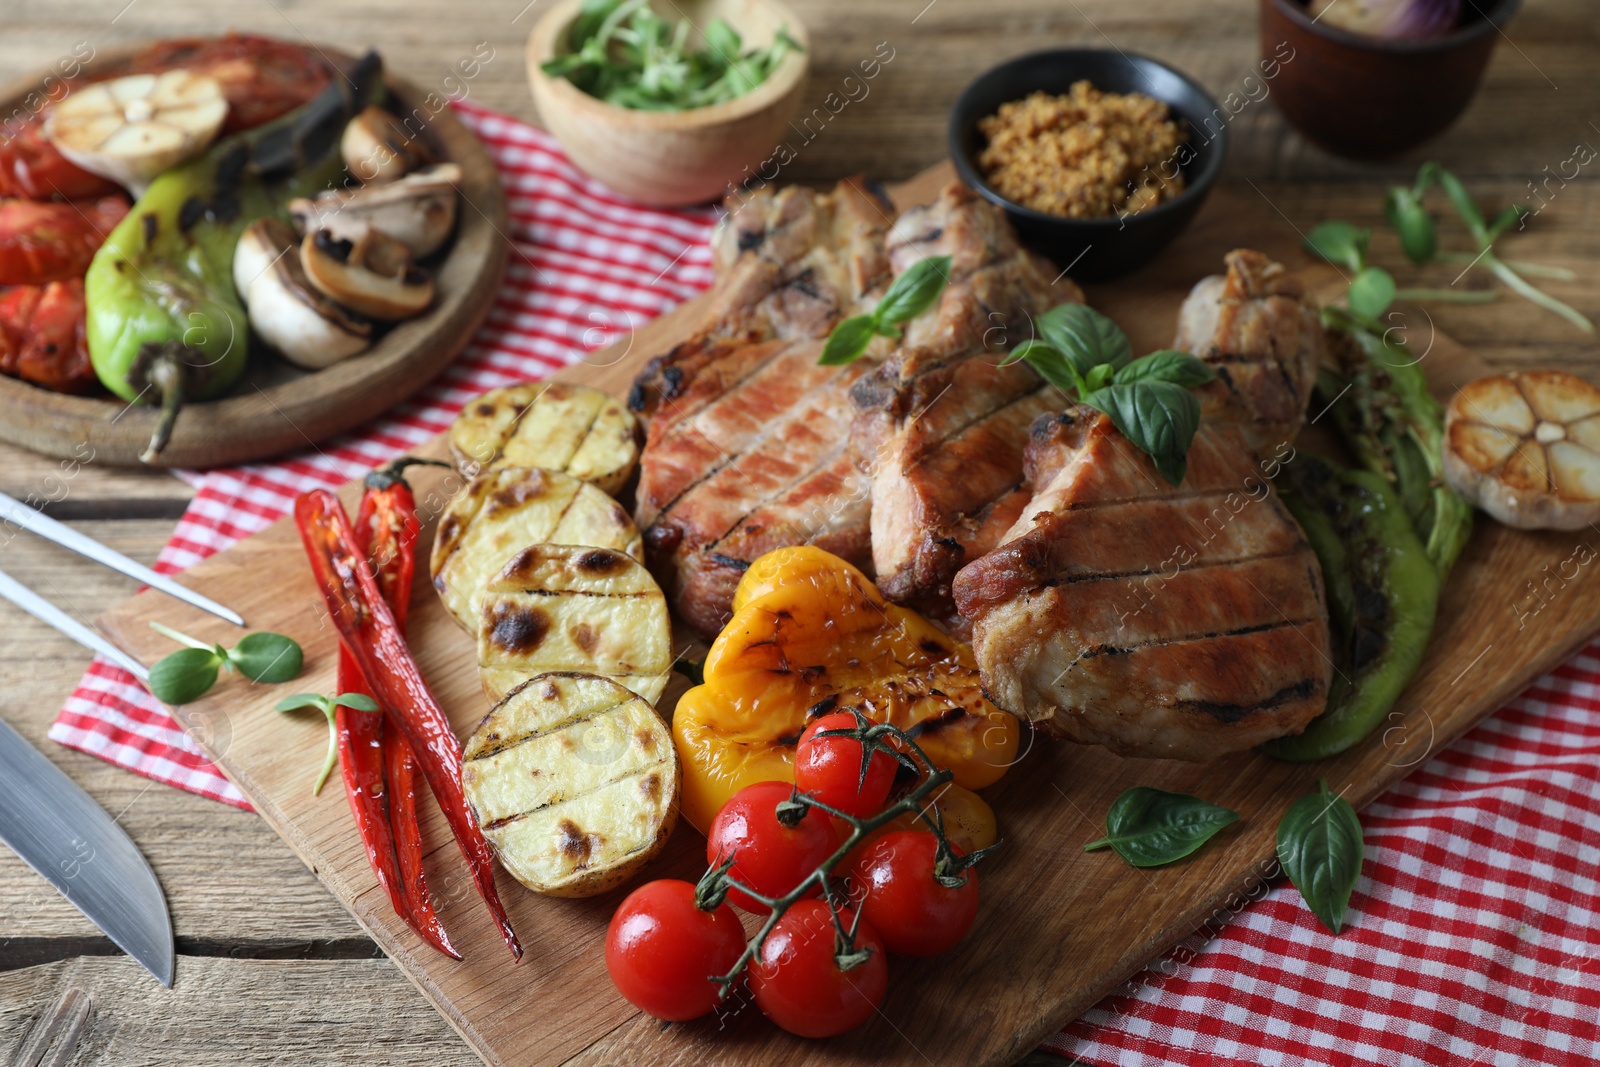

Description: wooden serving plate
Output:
[97,163,1600,1066]
[0,43,508,469]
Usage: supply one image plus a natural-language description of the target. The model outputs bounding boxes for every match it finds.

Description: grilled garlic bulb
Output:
[1443,370,1600,531]
[46,71,229,194]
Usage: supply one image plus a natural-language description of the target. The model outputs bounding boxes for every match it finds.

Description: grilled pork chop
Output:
[1173,248,1324,452]
[952,410,1331,760]
[629,177,894,416]
[630,179,894,636]
[851,183,1081,618]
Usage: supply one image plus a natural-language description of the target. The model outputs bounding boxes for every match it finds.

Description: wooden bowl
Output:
[1260,0,1521,159]
[0,43,508,469]
[526,0,809,207]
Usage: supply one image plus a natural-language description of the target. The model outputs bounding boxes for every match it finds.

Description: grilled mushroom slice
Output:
[1444,370,1600,531]
[235,219,371,368]
[287,163,460,258]
[341,106,435,184]
[300,229,435,320]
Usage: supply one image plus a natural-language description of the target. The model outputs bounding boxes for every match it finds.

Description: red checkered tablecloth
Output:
[49,101,1600,1065]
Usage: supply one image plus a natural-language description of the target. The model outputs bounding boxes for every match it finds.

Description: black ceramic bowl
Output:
[950,48,1227,282]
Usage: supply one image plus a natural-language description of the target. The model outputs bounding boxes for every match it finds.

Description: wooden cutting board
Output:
[98,162,1600,1067]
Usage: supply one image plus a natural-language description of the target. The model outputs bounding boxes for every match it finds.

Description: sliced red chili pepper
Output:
[337,458,459,959]
[296,487,522,961]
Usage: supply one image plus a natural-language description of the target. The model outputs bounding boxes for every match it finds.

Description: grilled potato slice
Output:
[1444,371,1600,530]
[449,382,639,494]
[478,545,673,704]
[461,672,678,897]
[431,467,644,630]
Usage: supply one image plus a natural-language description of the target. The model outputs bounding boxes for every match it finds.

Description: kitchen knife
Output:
[0,716,174,986]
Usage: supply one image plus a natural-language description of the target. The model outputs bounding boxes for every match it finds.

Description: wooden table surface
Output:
[0,2,1595,1063]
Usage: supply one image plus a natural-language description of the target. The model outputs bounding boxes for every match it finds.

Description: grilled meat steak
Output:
[952,409,1330,760]
[629,177,894,417]
[1173,248,1324,452]
[951,249,1331,760]
[630,179,893,636]
[851,183,1081,618]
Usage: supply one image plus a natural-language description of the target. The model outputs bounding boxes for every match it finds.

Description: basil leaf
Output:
[874,255,952,326]
[1083,787,1239,867]
[229,632,305,684]
[1304,221,1369,274]
[1384,187,1437,264]
[1435,168,1486,243]
[818,314,878,366]
[148,647,222,706]
[1010,340,1084,397]
[999,337,1053,367]
[1083,380,1202,486]
[1347,267,1397,321]
[1082,363,1115,393]
[332,693,380,712]
[1034,303,1132,376]
[1115,350,1217,388]
[1277,779,1364,934]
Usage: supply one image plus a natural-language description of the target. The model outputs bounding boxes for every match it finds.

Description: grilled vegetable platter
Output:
[0,34,506,467]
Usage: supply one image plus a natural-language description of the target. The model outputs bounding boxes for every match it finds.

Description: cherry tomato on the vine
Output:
[605,879,746,1021]
[748,899,888,1038]
[707,780,841,912]
[850,831,979,957]
[794,711,897,819]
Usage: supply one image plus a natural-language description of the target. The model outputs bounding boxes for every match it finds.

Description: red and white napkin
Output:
[49,102,1600,1065]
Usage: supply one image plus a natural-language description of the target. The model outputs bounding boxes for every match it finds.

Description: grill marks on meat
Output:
[1172,248,1324,452]
[952,409,1331,761]
[629,177,894,416]
[851,183,1081,616]
[631,179,892,637]
[640,341,872,636]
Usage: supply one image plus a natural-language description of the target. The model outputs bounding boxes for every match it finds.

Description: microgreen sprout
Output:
[146,622,304,705]
[275,691,381,795]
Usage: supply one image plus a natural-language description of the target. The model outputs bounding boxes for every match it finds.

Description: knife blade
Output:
[0,717,174,986]
[0,489,244,626]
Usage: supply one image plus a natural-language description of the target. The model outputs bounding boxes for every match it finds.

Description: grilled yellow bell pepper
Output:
[673,546,1020,832]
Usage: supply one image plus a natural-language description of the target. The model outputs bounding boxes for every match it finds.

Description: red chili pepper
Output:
[296,486,522,961]
[337,458,459,959]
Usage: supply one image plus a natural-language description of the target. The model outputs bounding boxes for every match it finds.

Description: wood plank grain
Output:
[0,957,476,1066]
[90,163,1600,1067]
[0,521,365,953]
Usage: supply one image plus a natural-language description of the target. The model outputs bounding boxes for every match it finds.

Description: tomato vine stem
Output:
[694,711,997,994]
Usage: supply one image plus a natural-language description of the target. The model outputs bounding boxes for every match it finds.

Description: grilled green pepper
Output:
[1318,306,1473,578]
[87,52,383,461]
[1264,456,1440,762]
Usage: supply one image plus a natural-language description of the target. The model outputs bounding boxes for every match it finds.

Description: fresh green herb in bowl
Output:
[543,0,802,111]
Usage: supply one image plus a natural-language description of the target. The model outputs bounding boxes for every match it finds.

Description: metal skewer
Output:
[0,489,243,626]
[0,568,149,681]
